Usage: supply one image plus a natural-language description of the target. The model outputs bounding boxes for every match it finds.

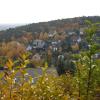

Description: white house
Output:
[33,39,45,49]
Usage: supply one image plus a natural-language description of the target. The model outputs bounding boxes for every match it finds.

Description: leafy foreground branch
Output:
[0,59,100,100]
[0,69,79,100]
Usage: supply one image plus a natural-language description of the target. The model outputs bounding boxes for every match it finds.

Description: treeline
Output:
[0,16,100,41]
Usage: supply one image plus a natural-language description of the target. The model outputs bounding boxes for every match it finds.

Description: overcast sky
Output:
[0,0,100,24]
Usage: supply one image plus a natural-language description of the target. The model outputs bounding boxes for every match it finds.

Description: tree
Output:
[43,32,48,40]
[74,21,100,100]
[0,41,26,59]
[39,32,44,40]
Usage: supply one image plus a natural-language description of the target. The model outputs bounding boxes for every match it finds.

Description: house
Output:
[94,53,100,59]
[71,33,78,42]
[68,32,75,35]
[67,32,79,45]
[79,27,87,39]
[48,30,57,38]
[77,37,82,43]
[26,45,32,51]
[32,39,46,49]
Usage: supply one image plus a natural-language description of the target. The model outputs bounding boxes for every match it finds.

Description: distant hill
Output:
[0,24,24,31]
[0,16,100,41]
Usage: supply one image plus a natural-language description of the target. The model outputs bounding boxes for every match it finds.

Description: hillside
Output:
[0,16,100,41]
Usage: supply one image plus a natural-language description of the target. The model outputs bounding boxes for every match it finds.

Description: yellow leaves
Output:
[44,61,48,69]
[95,87,100,92]
[42,61,48,72]
[8,59,13,66]
[73,91,79,96]
[20,53,27,60]
[24,59,30,65]
[22,54,26,60]
[77,63,82,70]
[0,72,4,79]
[18,53,30,68]
[19,52,30,61]
[29,76,33,84]
[63,95,70,100]
[6,59,14,70]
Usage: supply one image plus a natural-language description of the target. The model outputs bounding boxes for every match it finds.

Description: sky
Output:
[0,0,100,24]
